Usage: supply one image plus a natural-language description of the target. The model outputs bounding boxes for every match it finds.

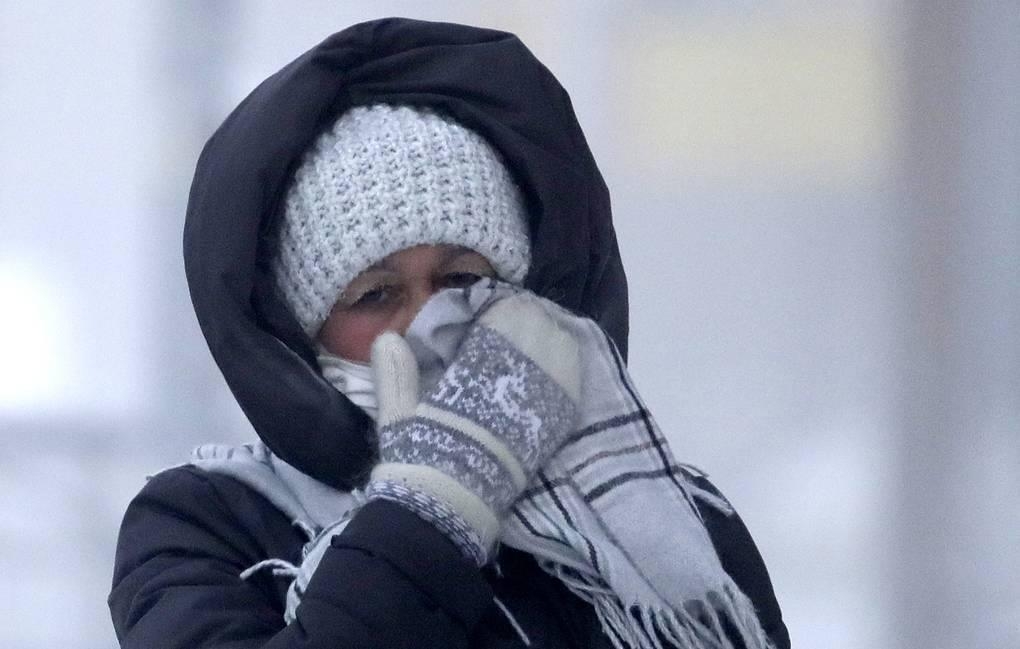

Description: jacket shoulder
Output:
[109,465,496,649]
[108,465,301,646]
[680,466,792,649]
[112,464,300,580]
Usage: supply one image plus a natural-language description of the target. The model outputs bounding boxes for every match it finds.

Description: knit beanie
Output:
[273,104,531,336]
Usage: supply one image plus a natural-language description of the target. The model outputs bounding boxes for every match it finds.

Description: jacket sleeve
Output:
[108,466,493,649]
[685,469,791,649]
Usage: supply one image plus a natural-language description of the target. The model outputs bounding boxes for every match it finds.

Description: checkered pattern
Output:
[401,282,773,649]
[192,282,774,648]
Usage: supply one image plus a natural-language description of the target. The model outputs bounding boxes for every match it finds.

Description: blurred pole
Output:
[893,2,1020,648]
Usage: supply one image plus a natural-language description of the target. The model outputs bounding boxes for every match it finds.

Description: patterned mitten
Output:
[367,293,580,565]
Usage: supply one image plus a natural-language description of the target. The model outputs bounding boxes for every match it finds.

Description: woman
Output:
[109,18,789,649]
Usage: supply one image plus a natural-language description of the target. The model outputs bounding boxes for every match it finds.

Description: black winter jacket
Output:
[109,18,789,649]
[110,464,788,648]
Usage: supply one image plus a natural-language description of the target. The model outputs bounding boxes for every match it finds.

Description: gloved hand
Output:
[367,292,580,565]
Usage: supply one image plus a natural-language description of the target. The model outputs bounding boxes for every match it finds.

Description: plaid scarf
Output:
[191,281,772,649]
[407,281,772,648]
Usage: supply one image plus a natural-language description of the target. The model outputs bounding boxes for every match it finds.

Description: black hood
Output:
[183,18,628,490]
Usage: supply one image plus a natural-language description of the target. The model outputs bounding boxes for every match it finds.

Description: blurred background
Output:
[1,1,1017,647]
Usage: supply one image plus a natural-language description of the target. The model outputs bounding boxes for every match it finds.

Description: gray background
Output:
[1,2,1017,648]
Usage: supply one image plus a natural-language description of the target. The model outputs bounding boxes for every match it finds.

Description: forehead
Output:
[365,245,491,273]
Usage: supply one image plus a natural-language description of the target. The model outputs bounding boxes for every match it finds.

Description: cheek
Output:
[317,311,389,363]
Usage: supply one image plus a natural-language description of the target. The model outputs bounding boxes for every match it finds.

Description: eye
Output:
[441,272,486,289]
[347,284,399,308]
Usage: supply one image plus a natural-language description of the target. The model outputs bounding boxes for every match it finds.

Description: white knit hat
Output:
[273,104,531,336]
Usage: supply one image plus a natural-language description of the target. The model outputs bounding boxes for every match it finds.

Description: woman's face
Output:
[317,244,496,363]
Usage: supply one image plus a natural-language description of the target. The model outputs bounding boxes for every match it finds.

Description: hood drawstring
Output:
[493,596,531,647]
[239,518,532,648]
[239,557,301,582]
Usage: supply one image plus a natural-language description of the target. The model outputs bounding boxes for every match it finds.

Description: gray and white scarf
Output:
[191,281,772,649]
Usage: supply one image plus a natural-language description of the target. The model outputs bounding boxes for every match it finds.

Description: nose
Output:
[392,285,437,335]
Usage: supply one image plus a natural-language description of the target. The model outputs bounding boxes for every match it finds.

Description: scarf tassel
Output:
[544,561,773,649]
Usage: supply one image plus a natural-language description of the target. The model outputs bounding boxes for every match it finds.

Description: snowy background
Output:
[1,2,1017,648]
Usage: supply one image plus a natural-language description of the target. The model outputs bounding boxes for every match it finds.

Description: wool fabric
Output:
[273,104,531,336]
[367,294,581,564]
[190,281,772,649]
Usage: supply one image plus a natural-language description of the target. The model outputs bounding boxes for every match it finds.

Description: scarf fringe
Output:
[543,560,772,649]
[680,469,735,519]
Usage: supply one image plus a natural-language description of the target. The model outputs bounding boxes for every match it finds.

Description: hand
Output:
[367,293,580,564]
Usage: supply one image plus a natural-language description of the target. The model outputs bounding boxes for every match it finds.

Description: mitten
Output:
[367,293,580,564]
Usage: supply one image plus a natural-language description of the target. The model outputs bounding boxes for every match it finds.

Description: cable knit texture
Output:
[273,104,531,336]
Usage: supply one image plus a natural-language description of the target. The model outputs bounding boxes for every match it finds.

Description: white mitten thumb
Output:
[371,331,420,427]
